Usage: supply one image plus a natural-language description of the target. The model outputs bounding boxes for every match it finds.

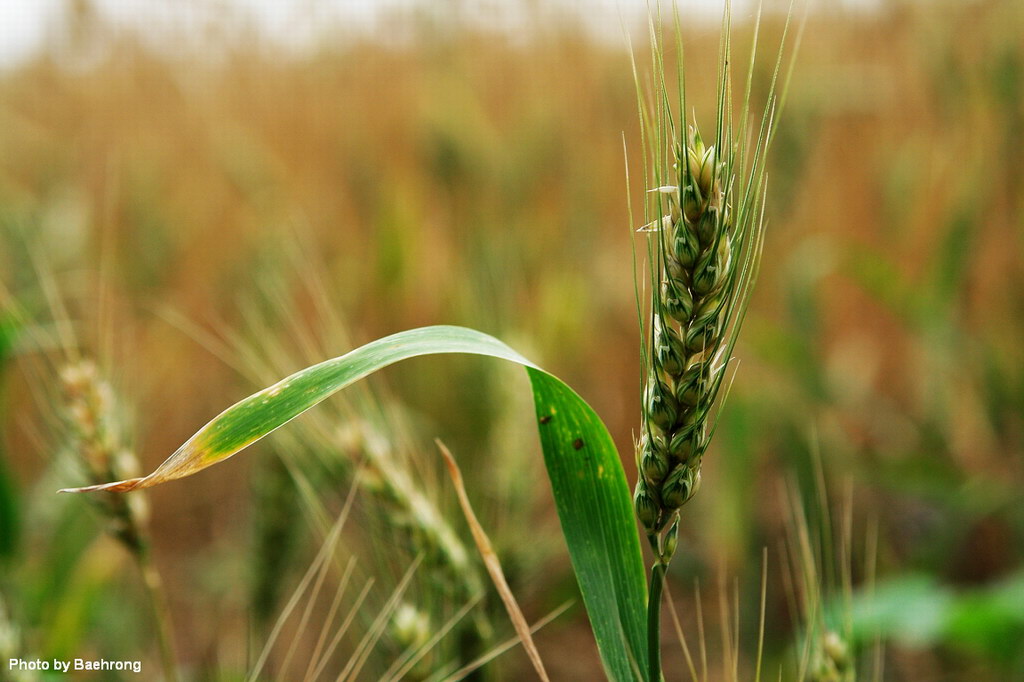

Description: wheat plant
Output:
[59,7,792,680]
[631,8,793,679]
[58,359,180,682]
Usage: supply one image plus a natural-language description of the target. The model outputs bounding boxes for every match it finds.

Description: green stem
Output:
[136,543,179,682]
[648,561,667,682]
[110,494,179,681]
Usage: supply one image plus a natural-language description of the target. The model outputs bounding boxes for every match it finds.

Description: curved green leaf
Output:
[59,325,648,681]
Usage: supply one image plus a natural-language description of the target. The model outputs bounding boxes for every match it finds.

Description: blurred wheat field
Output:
[1,0,1023,680]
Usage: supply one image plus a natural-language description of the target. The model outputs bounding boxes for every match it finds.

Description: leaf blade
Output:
[59,325,648,681]
[529,368,648,681]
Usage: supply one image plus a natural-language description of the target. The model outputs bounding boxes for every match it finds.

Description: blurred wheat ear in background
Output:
[56,356,178,680]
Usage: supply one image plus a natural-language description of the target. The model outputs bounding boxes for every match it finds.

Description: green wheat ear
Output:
[630,6,798,679]
[633,3,794,563]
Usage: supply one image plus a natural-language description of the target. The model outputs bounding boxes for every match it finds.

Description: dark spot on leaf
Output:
[573,438,584,450]
[540,415,552,425]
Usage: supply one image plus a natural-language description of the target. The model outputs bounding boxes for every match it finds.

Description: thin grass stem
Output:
[136,544,179,682]
[664,584,699,682]
[647,562,667,682]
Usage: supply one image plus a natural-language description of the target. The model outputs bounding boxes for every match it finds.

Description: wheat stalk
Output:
[59,360,179,682]
[632,6,794,679]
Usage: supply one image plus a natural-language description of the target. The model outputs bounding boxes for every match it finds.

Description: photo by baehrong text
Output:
[9,658,143,673]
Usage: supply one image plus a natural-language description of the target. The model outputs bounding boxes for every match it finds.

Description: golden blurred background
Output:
[1,0,1022,679]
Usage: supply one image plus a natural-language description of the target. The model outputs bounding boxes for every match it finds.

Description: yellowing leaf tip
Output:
[57,477,146,494]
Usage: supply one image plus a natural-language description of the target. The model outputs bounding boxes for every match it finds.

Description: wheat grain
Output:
[634,124,750,559]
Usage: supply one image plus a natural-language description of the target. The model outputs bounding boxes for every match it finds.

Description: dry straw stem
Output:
[780,472,864,682]
[437,439,550,682]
